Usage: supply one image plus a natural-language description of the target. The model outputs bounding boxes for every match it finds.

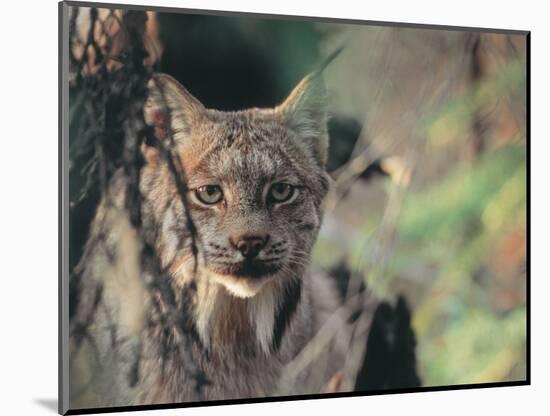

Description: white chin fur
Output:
[215,275,267,298]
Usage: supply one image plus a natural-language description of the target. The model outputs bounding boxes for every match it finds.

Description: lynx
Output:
[70,71,345,407]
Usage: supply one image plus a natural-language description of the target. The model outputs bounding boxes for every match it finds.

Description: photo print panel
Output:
[59,1,529,414]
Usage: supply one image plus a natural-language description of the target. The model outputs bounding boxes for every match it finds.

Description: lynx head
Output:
[142,73,330,298]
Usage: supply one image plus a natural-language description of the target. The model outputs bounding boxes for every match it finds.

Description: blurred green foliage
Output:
[401,142,526,385]
[314,51,526,386]
[402,60,526,385]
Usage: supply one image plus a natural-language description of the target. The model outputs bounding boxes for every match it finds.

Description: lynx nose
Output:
[234,235,268,259]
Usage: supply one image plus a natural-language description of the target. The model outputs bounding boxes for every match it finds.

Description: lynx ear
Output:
[144,73,205,141]
[277,73,329,166]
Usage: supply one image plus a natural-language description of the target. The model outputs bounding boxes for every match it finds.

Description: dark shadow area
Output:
[354,296,422,391]
[156,13,320,110]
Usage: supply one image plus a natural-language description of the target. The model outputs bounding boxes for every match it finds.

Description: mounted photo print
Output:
[59,1,529,414]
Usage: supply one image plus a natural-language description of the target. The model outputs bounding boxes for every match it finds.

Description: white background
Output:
[0,0,547,415]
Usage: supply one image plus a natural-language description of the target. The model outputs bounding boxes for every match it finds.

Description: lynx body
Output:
[70,72,342,407]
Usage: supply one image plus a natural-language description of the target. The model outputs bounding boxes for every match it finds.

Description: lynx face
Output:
[142,73,330,298]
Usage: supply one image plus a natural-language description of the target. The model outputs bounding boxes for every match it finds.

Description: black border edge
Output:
[59,1,531,415]
[58,1,62,414]
[66,381,529,415]
[59,1,70,415]
[525,31,531,386]
[63,0,530,35]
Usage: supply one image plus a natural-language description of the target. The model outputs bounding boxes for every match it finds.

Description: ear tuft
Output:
[277,73,329,166]
[144,73,205,141]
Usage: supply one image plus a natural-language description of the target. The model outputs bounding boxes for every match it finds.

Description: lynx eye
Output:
[268,183,295,203]
[195,185,223,205]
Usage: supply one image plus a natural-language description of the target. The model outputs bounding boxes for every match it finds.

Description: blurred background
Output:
[315,26,527,386]
[69,7,527,390]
